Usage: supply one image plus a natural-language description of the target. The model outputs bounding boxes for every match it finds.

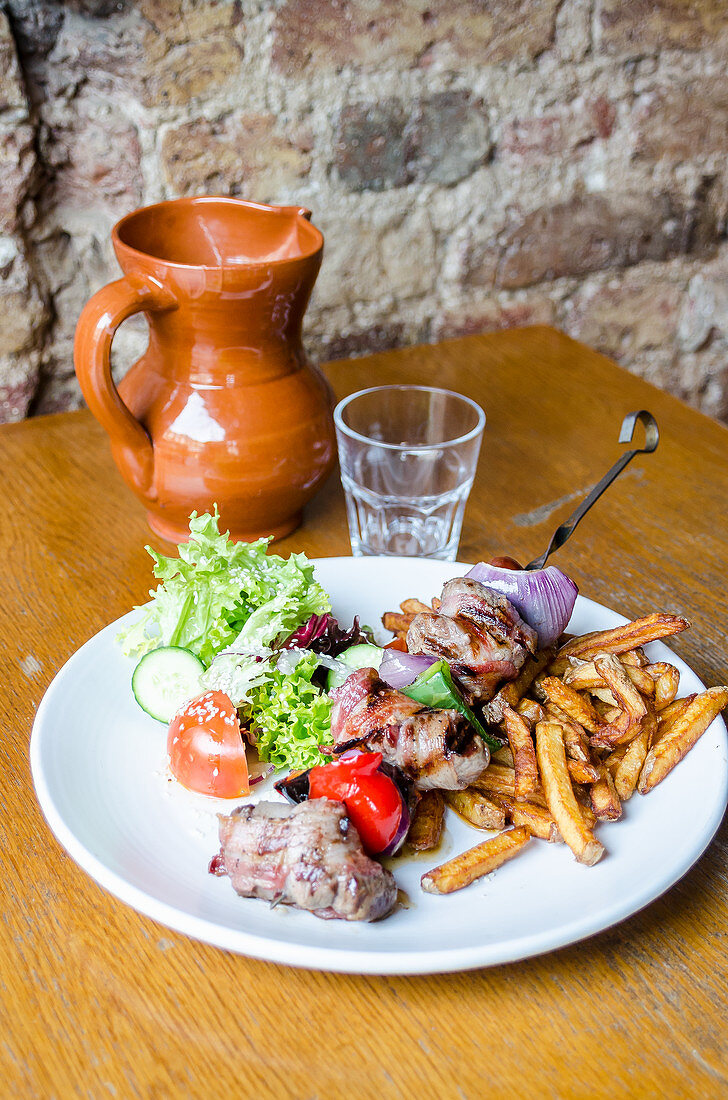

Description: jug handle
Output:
[74,275,177,498]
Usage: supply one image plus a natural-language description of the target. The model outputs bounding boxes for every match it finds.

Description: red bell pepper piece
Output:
[308,751,406,856]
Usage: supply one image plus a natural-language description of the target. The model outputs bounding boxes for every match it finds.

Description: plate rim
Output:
[30,556,728,975]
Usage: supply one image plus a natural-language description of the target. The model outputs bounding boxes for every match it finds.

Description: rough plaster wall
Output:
[0,0,727,425]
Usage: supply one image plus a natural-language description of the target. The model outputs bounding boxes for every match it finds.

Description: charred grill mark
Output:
[459,598,512,637]
[444,722,475,756]
[330,666,489,790]
[464,617,505,648]
[332,734,370,754]
[416,636,452,658]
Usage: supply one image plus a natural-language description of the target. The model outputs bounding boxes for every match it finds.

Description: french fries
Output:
[588,653,648,749]
[381,598,435,641]
[558,613,690,659]
[516,698,545,725]
[589,764,622,821]
[620,647,648,667]
[563,657,654,696]
[637,686,728,792]
[567,757,600,785]
[406,790,445,852]
[421,827,531,895]
[613,724,650,800]
[443,789,506,831]
[647,662,681,710]
[535,721,605,865]
[399,598,431,616]
[497,795,561,842]
[544,705,592,767]
[383,594,725,898]
[472,762,547,805]
[490,745,515,766]
[538,677,602,733]
[656,694,695,732]
[501,704,539,800]
[381,611,414,636]
[489,648,555,718]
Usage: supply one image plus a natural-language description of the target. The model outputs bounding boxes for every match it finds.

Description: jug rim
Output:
[112,195,323,271]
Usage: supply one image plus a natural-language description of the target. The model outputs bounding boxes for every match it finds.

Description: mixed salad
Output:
[120,509,578,861]
[120,510,368,773]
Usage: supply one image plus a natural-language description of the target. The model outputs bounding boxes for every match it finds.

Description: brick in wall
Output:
[273,0,560,73]
[334,91,490,192]
[633,79,728,162]
[464,192,718,290]
[161,112,313,200]
[597,0,728,55]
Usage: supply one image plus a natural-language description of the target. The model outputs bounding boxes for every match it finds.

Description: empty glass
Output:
[334,385,485,560]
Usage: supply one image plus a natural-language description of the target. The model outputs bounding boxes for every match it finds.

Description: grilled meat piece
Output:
[331,666,423,742]
[213,799,397,922]
[330,668,489,791]
[407,578,537,705]
[407,612,522,703]
[365,715,488,791]
[438,577,537,654]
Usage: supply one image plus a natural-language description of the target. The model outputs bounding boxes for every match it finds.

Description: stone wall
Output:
[1,0,728,424]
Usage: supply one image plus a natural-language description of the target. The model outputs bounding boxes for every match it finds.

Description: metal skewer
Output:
[525,410,659,572]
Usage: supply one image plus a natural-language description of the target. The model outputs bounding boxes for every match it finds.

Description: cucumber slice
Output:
[326,643,384,691]
[132,646,206,723]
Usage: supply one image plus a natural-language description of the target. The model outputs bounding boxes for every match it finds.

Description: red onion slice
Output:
[249,764,275,787]
[465,562,578,648]
[379,649,436,689]
[379,796,410,857]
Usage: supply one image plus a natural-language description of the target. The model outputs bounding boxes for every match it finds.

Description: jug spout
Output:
[276,205,312,221]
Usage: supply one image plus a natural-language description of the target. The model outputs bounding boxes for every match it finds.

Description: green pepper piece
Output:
[400,661,503,753]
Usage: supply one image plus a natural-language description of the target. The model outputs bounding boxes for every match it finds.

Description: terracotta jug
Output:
[74,196,336,543]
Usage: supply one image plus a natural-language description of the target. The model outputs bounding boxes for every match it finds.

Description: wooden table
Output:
[2,328,727,1099]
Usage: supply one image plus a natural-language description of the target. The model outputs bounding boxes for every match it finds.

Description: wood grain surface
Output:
[2,328,726,1099]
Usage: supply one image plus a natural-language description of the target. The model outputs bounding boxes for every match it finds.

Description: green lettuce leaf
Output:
[117,510,330,666]
[199,651,274,708]
[249,653,333,771]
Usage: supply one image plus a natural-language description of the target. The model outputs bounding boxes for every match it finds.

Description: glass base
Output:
[342,479,469,562]
[350,541,458,561]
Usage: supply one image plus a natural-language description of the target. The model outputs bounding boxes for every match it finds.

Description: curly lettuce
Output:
[248,653,333,771]
[118,509,330,667]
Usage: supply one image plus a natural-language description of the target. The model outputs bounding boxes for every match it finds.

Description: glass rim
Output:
[333,385,486,451]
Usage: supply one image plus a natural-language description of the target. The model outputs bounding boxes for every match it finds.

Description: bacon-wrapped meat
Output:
[212,799,397,922]
[330,668,489,790]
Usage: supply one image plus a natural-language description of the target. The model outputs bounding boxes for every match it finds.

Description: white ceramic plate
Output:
[31,557,728,974]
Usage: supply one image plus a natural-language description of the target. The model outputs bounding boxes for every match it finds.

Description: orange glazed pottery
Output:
[74,196,336,543]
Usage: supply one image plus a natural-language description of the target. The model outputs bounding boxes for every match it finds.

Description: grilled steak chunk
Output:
[331,668,489,790]
[439,578,537,651]
[214,799,397,921]
[407,578,537,704]
[407,612,521,703]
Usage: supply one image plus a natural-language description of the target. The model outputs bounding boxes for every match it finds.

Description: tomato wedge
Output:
[167,690,249,798]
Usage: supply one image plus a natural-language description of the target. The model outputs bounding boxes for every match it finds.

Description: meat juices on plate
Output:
[330,668,489,790]
[408,577,537,704]
[213,799,397,922]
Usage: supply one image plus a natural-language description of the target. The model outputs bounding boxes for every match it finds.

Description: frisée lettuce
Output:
[118,510,330,667]
[248,652,333,771]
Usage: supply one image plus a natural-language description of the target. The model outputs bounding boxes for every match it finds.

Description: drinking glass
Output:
[334,385,485,560]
